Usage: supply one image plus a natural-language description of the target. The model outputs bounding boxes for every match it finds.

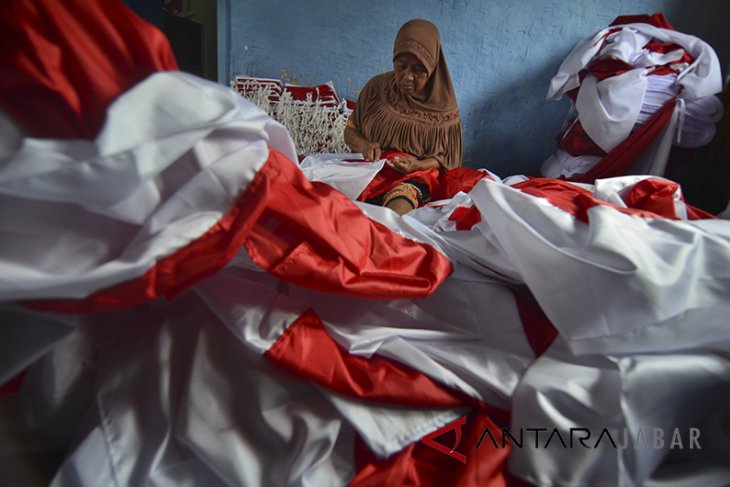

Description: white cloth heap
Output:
[2,72,730,487]
[542,21,723,179]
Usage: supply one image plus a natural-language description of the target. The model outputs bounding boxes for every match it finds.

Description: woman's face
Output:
[394,53,428,98]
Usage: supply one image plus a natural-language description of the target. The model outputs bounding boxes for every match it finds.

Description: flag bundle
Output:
[2,3,730,486]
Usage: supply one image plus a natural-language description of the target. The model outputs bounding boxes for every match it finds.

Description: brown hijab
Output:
[352,19,462,169]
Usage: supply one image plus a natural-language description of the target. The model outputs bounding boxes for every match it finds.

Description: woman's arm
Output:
[387,155,440,173]
[344,122,382,161]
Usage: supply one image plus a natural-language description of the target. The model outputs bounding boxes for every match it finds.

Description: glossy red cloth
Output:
[511,288,558,358]
[0,0,178,139]
[264,308,515,486]
[513,178,669,223]
[610,13,674,30]
[623,178,717,220]
[358,151,491,205]
[432,167,493,201]
[358,166,442,203]
[557,119,607,157]
[245,151,453,300]
[588,58,635,81]
[513,176,715,223]
[448,206,483,231]
[265,308,469,408]
[26,149,453,313]
[357,151,441,203]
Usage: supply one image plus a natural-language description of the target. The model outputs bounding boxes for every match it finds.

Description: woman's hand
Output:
[387,156,439,173]
[344,124,382,161]
[361,141,382,161]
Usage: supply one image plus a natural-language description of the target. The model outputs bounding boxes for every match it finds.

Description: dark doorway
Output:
[122,0,218,82]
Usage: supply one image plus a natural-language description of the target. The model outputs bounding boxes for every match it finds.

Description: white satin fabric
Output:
[299,153,384,200]
[541,149,602,178]
[0,71,296,301]
[2,72,730,487]
[548,23,721,105]
[544,21,723,179]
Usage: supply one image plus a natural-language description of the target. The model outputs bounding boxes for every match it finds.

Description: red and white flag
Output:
[2,2,730,487]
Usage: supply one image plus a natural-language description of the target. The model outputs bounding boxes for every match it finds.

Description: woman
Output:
[344,19,462,215]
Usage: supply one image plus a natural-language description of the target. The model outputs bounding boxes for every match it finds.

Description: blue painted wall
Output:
[220,0,730,176]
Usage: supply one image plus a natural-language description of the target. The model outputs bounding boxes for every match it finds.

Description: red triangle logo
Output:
[421,416,467,463]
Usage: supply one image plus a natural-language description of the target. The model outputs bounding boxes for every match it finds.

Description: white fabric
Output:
[548,22,721,102]
[43,293,356,487]
[299,153,384,200]
[196,263,532,432]
[0,306,76,386]
[576,69,648,152]
[0,71,296,301]
[510,338,730,487]
[639,74,723,148]
[0,108,23,159]
[628,98,679,176]
[541,149,602,178]
[545,21,723,177]
[468,177,730,356]
[3,72,730,487]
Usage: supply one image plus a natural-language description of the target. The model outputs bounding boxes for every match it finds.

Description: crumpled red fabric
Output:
[0,0,178,139]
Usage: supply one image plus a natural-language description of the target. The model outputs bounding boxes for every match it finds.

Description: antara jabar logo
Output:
[421,416,702,464]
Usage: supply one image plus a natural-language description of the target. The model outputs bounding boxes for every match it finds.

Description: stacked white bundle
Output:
[542,20,723,179]
[639,74,723,148]
[4,70,730,487]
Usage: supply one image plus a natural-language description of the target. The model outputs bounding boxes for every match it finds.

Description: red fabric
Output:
[588,58,635,81]
[610,13,674,30]
[284,83,340,106]
[511,288,558,357]
[263,307,517,427]
[448,206,482,231]
[0,369,29,396]
[645,41,686,55]
[264,309,514,486]
[557,119,607,157]
[245,151,452,300]
[358,152,491,206]
[432,167,493,201]
[26,149,453,313]
[357,150,441,203]
[265,309,470,408]
[513,178,597,223]
[566,97,677,183]
[514,176,716,224]
[263,305,515,425]
[513,178,668,223]
[623,178,717,220]
[0,0,178,139]
[351,413,511,487]
[623,178,681,218]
